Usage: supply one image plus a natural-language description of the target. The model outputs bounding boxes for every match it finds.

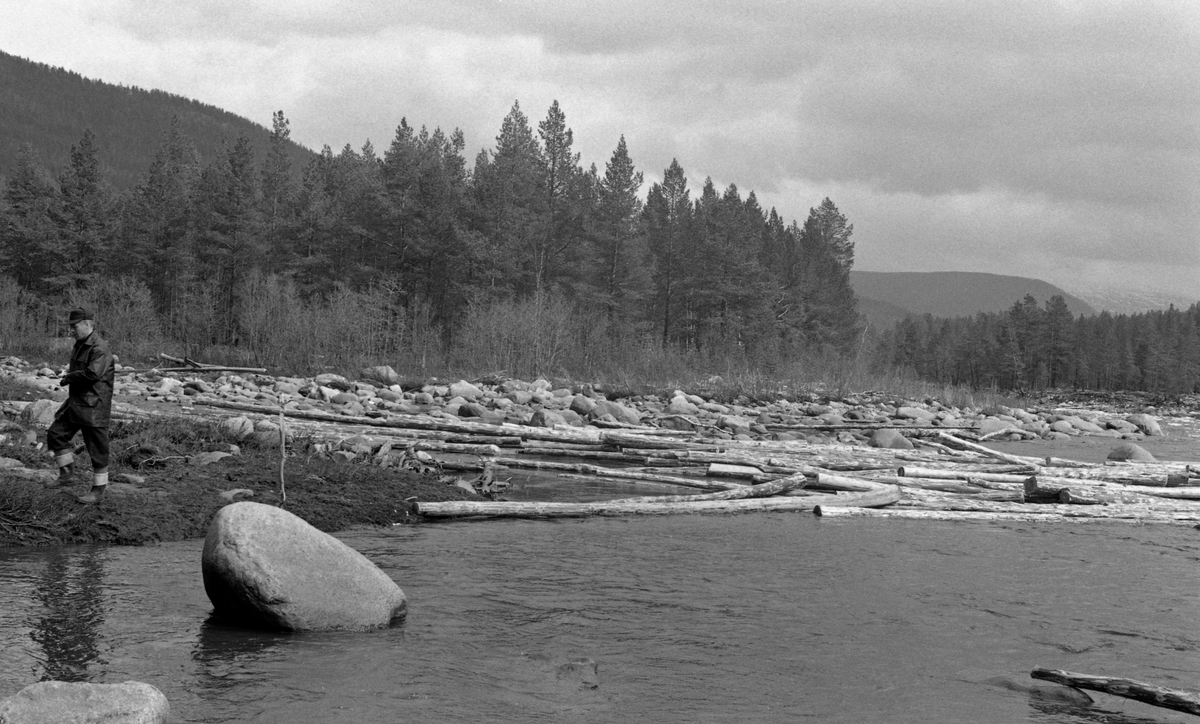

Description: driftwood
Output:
[113,394,1199,523]
[415,484,901,519]
[814,506,1200,525]
[1031,668,1200,716]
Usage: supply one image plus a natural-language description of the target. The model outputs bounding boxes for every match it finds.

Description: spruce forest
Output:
[1,94,1198,394]
[0,102,859,381]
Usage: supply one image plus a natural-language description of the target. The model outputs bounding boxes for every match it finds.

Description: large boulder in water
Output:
[202,502,407,631]
[0,680,169,723]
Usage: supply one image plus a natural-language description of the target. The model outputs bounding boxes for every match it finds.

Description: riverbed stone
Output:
[895,406,936,421]
[869,428,913,449]
[976,417,1015,436]
[529,408,568,428]
[1125,413,1163,436]
[665,395,700,415]
[569,395,598,416]
[1049,420,1076,434]
[218,416,254,441]
[449,380,483,400]
[1106,442,1156,462]
[360,365,399,385]
[0,680,170,724]
[591,400,640,425]
[203,502,406,631]
[314,373,353,391]
[18,398,58,427]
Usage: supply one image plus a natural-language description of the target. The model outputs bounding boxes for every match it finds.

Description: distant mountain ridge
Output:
[1052,285,1198,316]
[0,49,315,189]
[851,271,1097,330]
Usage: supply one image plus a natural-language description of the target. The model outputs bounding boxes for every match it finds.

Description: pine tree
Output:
[470,101,546,296]
[120,116,199,318]
[589,136,646,323]
[793,198,861,351]
[536,100,587,294]
[260,110,296,266]
[54,128,113,290]
[644,159,692,344]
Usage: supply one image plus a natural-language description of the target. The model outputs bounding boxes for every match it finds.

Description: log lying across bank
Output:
[1031,668,1200,716]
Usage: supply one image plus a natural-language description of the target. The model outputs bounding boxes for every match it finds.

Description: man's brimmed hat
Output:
[67,308,94,324]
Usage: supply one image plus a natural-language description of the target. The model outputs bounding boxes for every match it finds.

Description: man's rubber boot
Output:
[76,485,107,505]
[44,463,75,489]
[76,470,108,504]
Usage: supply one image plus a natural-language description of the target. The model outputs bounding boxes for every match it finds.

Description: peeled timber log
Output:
[814,506,1200,526]
[935,432,1089,469]
[606,473,807,504]
[415,484,901,519]
[1031,668,1200,716]
[555,473,738,492]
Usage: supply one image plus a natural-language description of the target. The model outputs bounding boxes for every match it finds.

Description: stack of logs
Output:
[182,399,1200,524]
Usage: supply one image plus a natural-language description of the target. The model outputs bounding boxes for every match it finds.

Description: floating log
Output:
[1031,668,1200,716]
[415,484,902,519]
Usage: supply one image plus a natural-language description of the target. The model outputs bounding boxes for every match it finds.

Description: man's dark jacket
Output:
[58,331,115,427]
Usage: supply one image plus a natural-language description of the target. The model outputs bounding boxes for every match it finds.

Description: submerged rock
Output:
[0,680,169,724]
[202,502,407,631]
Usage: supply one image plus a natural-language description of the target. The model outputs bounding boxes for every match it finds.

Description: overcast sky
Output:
[2,0,1197,300]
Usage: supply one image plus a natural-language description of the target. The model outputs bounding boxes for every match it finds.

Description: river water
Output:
[2,514,1199,723]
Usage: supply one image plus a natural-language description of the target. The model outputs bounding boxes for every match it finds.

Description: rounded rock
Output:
[1106,442,1156,462]
[0,680,169,724]
[869,428,914,449]
[202,502,407,631]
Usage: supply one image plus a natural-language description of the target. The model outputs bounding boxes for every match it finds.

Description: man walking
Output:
[45,308,114,504]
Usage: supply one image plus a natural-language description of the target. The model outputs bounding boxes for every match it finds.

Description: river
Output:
[2,512,1198,723]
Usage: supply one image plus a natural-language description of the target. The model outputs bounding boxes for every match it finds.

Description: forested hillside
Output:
[0,50,314,189]
[0,90,860,376]
[877,295,1200,394]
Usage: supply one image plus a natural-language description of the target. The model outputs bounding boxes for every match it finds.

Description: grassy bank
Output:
[0,412,476,549]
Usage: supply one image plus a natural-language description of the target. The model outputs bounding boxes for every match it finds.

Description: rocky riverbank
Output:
[5,356,1195,450]
[3,355,1198,544]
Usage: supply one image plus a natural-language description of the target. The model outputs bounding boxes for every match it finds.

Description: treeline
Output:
[878,295,1200,394]
[0,101,860,376]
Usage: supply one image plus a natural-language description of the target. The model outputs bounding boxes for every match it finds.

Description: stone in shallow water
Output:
[202,502,407,631]
[1106,442,1156,462]
[0,680,169,724]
